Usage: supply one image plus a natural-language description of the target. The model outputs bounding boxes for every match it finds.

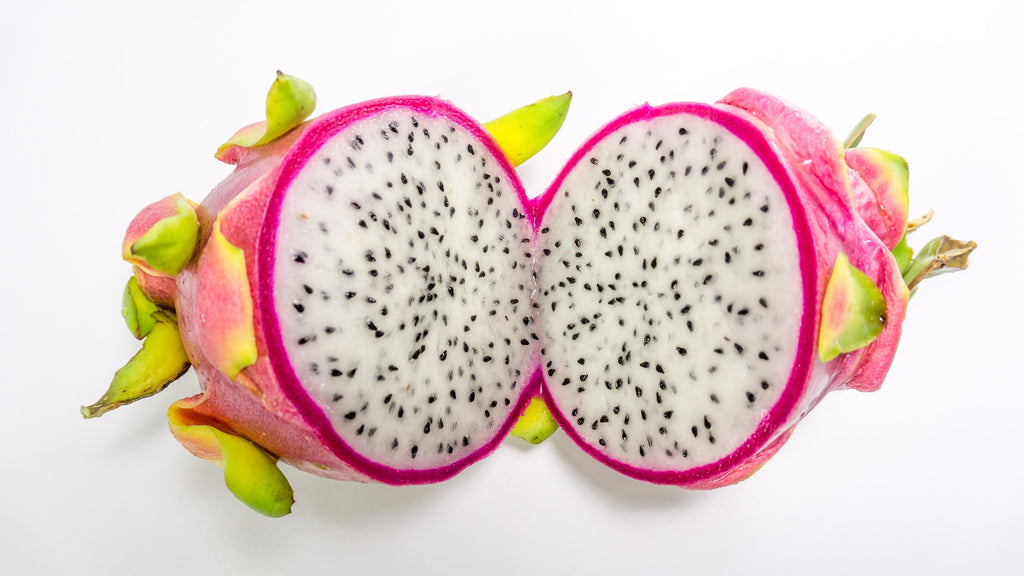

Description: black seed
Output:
[344,411,356,420]
[747,392,756,403]
[759,351,770,360]
[293,302,304,313]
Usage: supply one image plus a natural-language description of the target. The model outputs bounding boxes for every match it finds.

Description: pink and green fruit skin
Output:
[147,97,539,484]
[717,89,910,394]
[528,88,909,489]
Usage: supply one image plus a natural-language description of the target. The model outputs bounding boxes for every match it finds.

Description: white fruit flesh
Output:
[272,109,536,469]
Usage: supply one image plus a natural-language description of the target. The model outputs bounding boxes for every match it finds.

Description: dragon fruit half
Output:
[84,73,973,515]
[532,89,975,488]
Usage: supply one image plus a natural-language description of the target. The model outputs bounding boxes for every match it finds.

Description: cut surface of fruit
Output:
[533,102,816,483]
[259,97,538,479]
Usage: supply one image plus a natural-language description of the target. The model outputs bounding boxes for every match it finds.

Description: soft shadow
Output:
[542,431,700,509]
[290,459,486,524]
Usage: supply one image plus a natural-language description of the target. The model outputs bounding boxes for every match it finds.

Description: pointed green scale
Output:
[122,276,160,339]
[217,431,294,517]
[844,113,877,149]
[510,396,559,444]
[167,403,294,517]
[818,252,888,363]
[129,195,199,276]
[81,311,190,418]
[257,71,316,145]
[902,235,977,293]
[215,71,316,159]
[484,91,572,166]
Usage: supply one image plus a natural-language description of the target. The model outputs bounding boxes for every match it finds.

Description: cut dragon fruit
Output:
[84,73,974,514]
[532,90,918,487]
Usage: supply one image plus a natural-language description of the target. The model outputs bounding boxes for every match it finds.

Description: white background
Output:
[2,0,1019,574]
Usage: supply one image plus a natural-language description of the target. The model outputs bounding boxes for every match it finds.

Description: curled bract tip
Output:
[484,91,572,167]
[82,311,190,418]
[215,71,316,162]
[844,113,877,149]
[168,401,294,517]
[903,235,977,292]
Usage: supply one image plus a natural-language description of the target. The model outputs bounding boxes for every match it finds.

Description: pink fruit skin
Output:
[153,97,539,484]
[530,89,909,488]
[844,148,909,250]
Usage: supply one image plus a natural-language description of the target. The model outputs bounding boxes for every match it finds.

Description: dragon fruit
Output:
[531,88,974,487]
[84,73,974,515]
[84,73,571,515]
